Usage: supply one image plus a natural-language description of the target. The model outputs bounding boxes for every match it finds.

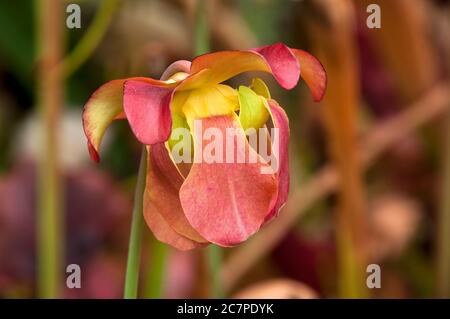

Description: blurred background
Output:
[0,0,449,298]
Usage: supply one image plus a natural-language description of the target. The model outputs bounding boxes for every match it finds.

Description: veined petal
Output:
[291,49,327,102]
[144,143,207,244]
[82,77,175,162]
[179,114,278,246]
[264,99,290,221]
[190,43,300,90]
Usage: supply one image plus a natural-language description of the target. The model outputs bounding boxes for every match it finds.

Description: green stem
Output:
[194,0,210,55]
[143,238,168,298]
[123,148,147,299]
[36,0,63,299]
[207,245,224,298]
[437,105,450,298]
[61,0,120,79]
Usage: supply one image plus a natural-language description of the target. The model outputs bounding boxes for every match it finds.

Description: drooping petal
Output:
[144,143,207,244]
[189,43,300,90]
[82,79,126,162]
[291,49,327,102]
[82,77,176,161]
[123,80,178,145]
[264,99,290,221]
[179,114,278,246]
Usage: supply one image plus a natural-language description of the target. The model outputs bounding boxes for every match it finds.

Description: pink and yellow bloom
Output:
[82,43,326,250]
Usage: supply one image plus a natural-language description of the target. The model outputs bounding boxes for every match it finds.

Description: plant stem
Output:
[61,0,120,79]
[143,238,168,298]
[207,245,224,298]
[194,0,210,55]
[36,0,63,299]
[123,148,147,299]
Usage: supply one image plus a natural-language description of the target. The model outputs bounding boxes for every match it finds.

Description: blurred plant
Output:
[305,0,368,298]
[0,161,131,298]
[35,0,64,298]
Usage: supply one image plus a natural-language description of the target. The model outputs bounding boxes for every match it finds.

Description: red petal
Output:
[82,77,175,161]
[145,143,207,243]
[190,43,300,90]
[291,49,327,102]
[179,115,278,246]
[264,99,290,221]
[123,80,175,145]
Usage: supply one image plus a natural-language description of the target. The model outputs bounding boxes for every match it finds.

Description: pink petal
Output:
[264,99,290,221]
[145,143,207,243]
[82,77,175,161]
[291,49,327,102]
[179,115,278,246]
[252,43,300,90]
[143,201,204,251]
[190,43,300,90]
[123,80,175,145]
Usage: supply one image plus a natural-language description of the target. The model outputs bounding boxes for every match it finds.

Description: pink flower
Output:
[82,43,326,249]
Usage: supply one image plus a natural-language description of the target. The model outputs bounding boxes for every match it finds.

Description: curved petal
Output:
[144,143,207,244]
[264,99,290,221]
[123,80,176,145]
[160,60,191,81]
[291,49,327,102]
[190,43,300,90]
[179,115,278,246]
[82,79,126,162]
[143,198,205,251]
[82,77,175,162]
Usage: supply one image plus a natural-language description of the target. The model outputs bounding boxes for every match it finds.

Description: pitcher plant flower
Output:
[82,43,326,250]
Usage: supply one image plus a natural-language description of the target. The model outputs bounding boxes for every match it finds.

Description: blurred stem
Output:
[143,238,168,298]
[194,0,224,299]
[194,0,210,55]
[307,0,368,298]
[207,245,224,298]
[60,0,120,79]
[36,0,64,299]
[123,148,147,299]
[437,106,450,298]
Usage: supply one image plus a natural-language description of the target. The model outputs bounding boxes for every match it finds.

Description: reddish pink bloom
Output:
[82,43,326,249]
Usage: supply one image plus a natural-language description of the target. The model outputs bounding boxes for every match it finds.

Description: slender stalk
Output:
[143,238,168,298]
[437,104,450,298]
[207,245,224,298]
[36,0,63,299]
[194,0,210,55]
[61,0,120,79]
[124,148,147,299]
